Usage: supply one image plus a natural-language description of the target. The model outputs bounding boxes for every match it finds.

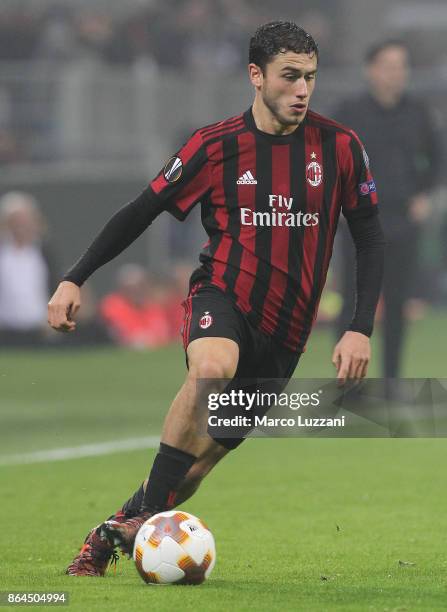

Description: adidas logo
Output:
[237,170,257,185]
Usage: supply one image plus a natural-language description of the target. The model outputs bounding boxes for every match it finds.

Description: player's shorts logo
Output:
[199,311,213,329]
[306,161,323,187]
[163,156,183,183]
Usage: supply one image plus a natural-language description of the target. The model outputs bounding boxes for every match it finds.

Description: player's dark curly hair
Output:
[249,21,319,73]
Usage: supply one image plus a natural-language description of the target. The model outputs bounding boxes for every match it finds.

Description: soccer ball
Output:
[133,510,216,585]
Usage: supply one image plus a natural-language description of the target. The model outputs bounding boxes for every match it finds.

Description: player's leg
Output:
[123,304,302,523]
[119,440,229,516]
[65,438,230,577]
[102,316,302,561]
[99,336,239,552]
[66,287,244,576]
[124,335,239,515]
[128,322,301,504]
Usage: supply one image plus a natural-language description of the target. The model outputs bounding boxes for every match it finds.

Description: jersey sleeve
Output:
[339,130,379,219]
[148,130,211,221]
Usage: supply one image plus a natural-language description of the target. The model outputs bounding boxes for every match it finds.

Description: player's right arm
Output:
[48,130,210,333]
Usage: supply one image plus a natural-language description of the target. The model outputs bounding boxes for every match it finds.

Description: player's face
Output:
[250,51,318,129]
[366,46,409,101]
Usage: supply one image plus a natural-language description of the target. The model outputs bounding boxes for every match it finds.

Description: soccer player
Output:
[48,22,385,577]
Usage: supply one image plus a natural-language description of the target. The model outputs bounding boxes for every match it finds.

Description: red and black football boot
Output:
[66,511,126,577]
[99,512,152,557]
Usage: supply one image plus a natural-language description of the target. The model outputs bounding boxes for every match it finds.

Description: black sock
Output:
[120,483,145,518]
[140,443,196,514]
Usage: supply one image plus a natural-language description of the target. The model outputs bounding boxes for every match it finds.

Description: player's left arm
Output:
[333,131,385,384]
[332,210,385,383]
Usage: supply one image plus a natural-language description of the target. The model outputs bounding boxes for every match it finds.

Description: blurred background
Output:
[0,0,446,364]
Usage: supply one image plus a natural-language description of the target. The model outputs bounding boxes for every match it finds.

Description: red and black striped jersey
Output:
[148,107,378,352]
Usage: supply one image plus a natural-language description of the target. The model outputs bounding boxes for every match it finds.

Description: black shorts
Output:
[181,285,301,449]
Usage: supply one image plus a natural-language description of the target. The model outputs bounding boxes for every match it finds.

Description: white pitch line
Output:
[0,436,160,466]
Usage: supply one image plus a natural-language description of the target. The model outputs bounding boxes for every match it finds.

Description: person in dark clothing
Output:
[334,40,441,384]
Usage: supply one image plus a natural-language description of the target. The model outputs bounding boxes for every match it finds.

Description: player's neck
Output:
[251,98,300,136]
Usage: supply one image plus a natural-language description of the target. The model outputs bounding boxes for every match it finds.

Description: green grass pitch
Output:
[1,311,447,611]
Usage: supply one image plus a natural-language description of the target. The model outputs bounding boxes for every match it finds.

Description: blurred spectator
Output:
[75,11,114,63]
[36,6,78,63]
[0,191,58,346]
[333,40,442,384]
[99,263,171,349]
[0,1,345,166]
[106,3,167,68]
[178,0,243,73]
[0,10,39,61]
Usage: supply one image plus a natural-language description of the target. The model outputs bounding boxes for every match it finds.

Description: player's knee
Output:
[190,358,234,381]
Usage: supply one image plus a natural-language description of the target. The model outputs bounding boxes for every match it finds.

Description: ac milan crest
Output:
[306,161,323,187]
[199,311,213,329]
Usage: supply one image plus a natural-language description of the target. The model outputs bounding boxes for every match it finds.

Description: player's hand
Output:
[48,281,81,333]
[332,331,370,386]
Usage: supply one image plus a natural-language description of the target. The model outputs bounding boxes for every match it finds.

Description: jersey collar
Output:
[243,107,307,143]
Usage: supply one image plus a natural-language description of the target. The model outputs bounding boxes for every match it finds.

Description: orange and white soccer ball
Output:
[133,510,216,585]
